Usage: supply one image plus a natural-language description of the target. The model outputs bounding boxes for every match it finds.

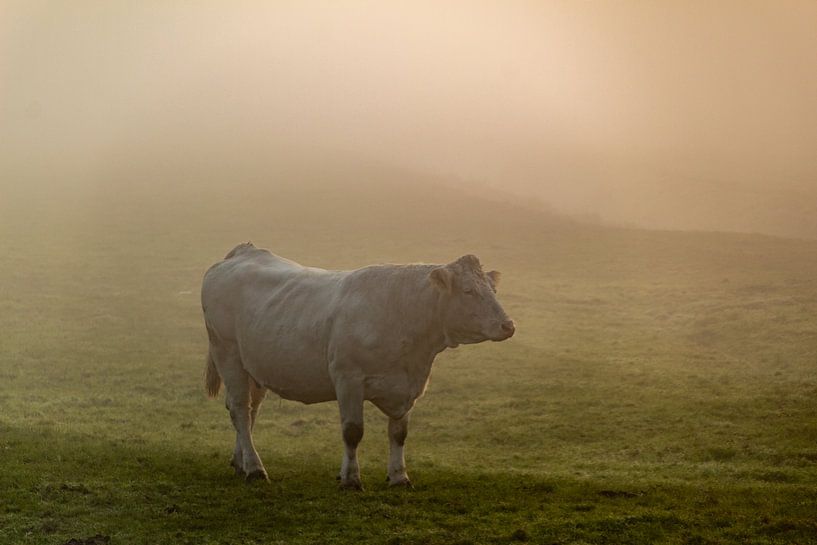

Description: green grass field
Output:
[1,172,816,544]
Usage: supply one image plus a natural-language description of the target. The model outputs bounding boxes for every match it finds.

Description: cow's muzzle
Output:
[491,320,515,341]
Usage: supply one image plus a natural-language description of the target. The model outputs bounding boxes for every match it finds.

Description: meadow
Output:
[1,165,816,544]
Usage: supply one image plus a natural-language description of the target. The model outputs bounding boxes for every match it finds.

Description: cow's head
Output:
[430,254,515,346]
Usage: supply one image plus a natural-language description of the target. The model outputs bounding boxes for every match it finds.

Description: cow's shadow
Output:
[1,423,649,544]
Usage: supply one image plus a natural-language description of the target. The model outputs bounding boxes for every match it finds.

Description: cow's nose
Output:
[501,320,515,337]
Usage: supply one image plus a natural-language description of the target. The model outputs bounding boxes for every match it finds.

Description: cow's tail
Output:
[205,349,221,398]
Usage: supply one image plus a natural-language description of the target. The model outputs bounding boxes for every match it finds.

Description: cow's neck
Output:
[390,280,446,401]
[385,273,446,356]
[410,279,450,356]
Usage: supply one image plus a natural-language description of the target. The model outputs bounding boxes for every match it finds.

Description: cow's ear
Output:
[486,270,501,290]
[430,266,454,293]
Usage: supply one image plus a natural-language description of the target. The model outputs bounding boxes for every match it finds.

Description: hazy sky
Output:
[2,1,816,236]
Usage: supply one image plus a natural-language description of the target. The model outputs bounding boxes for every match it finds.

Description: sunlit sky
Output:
[2,1,816,236]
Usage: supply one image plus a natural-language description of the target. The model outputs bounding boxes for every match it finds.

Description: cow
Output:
[201,242,515,489]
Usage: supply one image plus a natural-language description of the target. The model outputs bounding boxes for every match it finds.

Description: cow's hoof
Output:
[339,479,363,491]
[230,457,245,474]
[245,469,269,483]
[388,477,413,488]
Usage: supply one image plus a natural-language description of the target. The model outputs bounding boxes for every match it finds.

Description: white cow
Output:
[202,243,515,488]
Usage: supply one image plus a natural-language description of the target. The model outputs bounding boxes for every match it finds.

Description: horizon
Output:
[2,1,816,239]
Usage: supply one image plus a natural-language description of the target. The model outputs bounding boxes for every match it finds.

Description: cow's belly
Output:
[240,341,336,404]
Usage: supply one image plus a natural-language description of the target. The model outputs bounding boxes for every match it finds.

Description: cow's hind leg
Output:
[228,397,244,476]
[250,381,267,429]
[212,343,268,482]
[229,381,267,476]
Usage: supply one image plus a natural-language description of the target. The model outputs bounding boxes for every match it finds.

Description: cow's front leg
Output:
[387,413,411,486]
[335,379,364,490]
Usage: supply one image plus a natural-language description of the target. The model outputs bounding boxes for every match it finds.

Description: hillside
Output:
[2,161,817,543]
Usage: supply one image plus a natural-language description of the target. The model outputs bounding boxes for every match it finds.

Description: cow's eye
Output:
[463,287,475,295]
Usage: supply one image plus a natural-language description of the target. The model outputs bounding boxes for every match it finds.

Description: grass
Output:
[1,171,817,544]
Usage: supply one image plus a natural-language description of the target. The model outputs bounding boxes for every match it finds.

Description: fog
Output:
[2,1,816,238]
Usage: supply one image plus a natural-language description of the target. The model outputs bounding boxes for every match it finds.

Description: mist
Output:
[5,5,817,540]
[2,1,816,238]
